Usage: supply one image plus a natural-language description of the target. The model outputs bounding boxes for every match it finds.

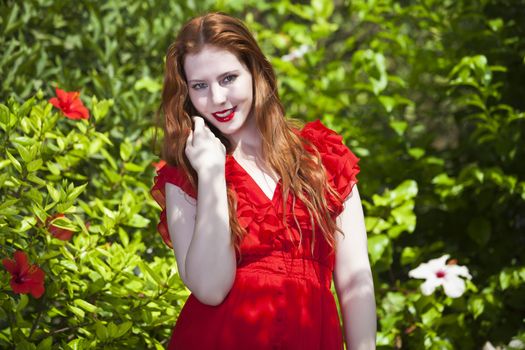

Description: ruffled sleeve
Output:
[150,163,197,248]
[300,120,361,216]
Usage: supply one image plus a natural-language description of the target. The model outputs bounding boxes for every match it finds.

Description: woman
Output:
[151,12,376,350]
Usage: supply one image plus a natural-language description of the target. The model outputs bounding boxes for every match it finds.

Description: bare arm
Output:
[165,117,236,306]
[334,185,376,350]
[186,168,236,305]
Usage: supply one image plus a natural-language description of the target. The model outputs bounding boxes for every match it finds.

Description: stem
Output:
[34,321,91,342]
[29,300,45,339]
[6,300,16,344]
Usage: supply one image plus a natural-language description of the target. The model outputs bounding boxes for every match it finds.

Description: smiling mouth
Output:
[212,106,237,123]
[212,106,237,119]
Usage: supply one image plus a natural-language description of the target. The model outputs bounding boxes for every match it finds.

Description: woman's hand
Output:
[185,116,227,174]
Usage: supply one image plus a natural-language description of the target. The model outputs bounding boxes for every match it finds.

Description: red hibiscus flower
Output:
[152,160,166,171]
[2,251,46,298]
[46,214,74,241]
[49,87,90,120]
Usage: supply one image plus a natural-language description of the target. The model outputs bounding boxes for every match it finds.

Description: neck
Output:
[229,115,263,159]
[233,140,263,161]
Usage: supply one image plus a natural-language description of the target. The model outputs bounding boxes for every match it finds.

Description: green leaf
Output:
[421,307,441,326]
[379,95,396,113]
[0,199,19,212]
[87,138,104,155]
[114,321,133,338]
[120,140,133,161]
[28,173,47,186]
[139,261,163,285]
[16,294,29,312]
[401,247,419,265]
[92,98,113,121]
[390,120,407,136]
[14,340,36,350]
[66,338,88,350]
[13,143,31,163]
[60,260,78,272]
[123,162,145,172]
[46,184,61,202]
[101,148,118,170]
[60,246,75,261]
[367,234,390,265]
[36,337,53,350]
[73,214,90,234]
[134,76,162,93]
[408,147,425,160]
[127,213,150,228]
[27,159,43,172]
[488,18,503,31]
[499,270,511,290]
[89,257,112,281]
[467,217,491,246]
[387,224,406,238]
[49,216,77,231]
[46,161,61,175]
[67,305,85,319]
[6,150,22,173]
[67,183,87,202]
[118,227,129,247]
[107,322,118,338]
[0,104,11,130]
[311,0,334,18]
[468,296,485,319]
[74,299,98,313]
[0,159,11,170]
[18,96,35,118]
[391,201,416,233]
[95,321,108,341]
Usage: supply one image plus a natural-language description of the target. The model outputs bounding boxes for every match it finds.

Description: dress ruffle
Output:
[300,120,361,216]
[151,119,360,248]
[225,158,295,253]
[150,164,196,248]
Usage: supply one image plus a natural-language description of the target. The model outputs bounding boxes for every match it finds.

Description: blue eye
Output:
[191,83,207,90]
[222,74,238,84]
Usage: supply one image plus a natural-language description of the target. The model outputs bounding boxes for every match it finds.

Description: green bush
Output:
[1,0,524,349]
[0,93,186,349]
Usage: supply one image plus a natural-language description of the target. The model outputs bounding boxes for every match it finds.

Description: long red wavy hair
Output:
[158,12,344,259]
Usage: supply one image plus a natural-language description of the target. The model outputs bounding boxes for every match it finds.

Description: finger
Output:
[186,129,193,147]
[192,116,204,132]
[204,126,214,136]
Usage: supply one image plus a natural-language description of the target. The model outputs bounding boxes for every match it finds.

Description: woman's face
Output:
[184,45,253,137]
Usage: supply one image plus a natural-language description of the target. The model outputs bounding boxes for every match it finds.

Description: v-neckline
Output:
[229,155,281,203]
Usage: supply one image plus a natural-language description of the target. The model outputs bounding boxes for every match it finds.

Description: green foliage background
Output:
[1,0,524,349]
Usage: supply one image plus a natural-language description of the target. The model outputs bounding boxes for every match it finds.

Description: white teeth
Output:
[215,108,233,118]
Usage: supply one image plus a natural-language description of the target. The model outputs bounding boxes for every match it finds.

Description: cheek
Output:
[233,79,253,103]
[189,92,208,112]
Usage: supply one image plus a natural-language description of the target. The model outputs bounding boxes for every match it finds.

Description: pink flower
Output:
[409,254,472,298]
[2,251,46,298]
[49,87,90,120]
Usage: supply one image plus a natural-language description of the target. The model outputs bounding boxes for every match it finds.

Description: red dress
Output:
[151,120,360,350]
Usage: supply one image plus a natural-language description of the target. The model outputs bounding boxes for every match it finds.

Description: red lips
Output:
[212,106,237,122]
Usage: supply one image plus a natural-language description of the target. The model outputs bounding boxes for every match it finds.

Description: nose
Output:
[210,83,227,105]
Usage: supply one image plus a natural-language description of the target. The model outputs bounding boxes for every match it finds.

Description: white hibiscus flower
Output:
[408,254,472,298]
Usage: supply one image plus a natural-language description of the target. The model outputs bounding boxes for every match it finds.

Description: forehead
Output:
[184,45,247,80]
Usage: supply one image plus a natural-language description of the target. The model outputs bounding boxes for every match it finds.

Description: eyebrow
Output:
[188,70,241,83]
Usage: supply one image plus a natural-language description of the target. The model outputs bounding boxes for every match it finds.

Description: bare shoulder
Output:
[165,183,197,284]
[334,185,370,272]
